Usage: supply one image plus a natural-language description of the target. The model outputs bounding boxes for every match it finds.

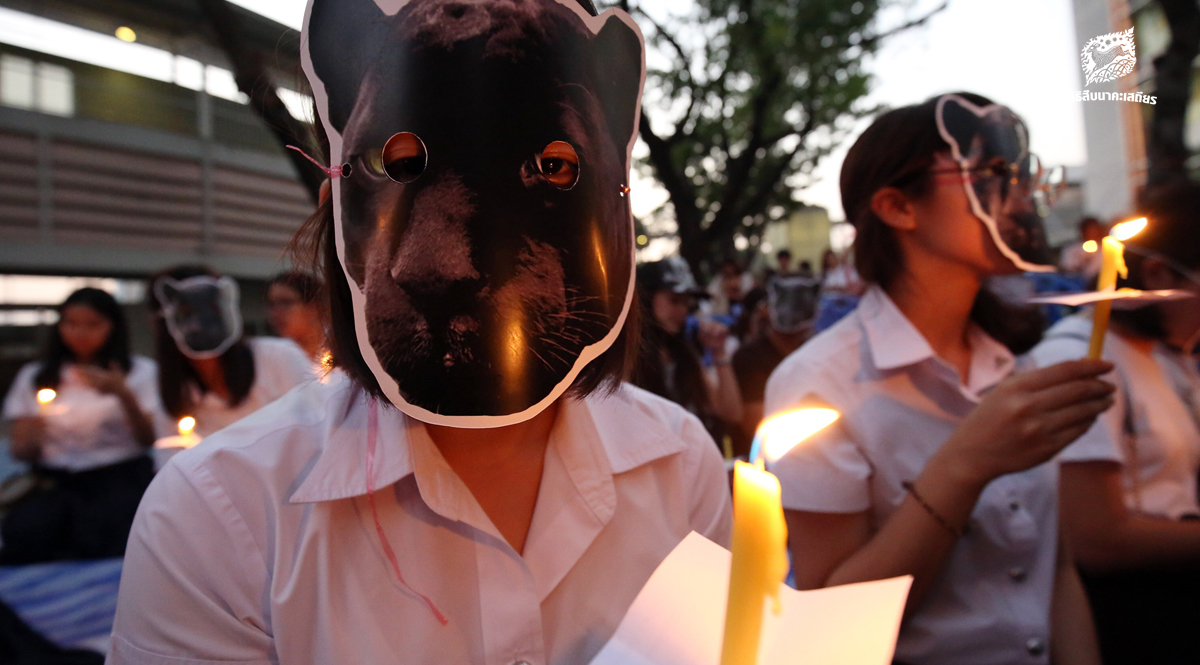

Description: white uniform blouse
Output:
[3,355,164,471]
[183,337,315,437]
[1033,314,1200,519]
[108,377,732,665]
[765,286,1057,665]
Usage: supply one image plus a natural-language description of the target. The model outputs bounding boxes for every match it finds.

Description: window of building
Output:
[0,54,74,116]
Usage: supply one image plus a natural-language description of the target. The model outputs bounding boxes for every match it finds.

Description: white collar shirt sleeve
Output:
[764,286,1055,665]
[108,378,731,665]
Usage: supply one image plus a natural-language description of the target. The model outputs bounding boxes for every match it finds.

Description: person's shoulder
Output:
[249,336,310,362]
[127,355,157,377]
[586,383,718,470]
[10,361,41,387]
[166,378,351,497]
[772,312,861,381]
[1029,315,1092,366]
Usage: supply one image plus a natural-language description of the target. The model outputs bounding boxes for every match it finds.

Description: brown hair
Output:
[288,187,640,404]
[840,92,1044,354]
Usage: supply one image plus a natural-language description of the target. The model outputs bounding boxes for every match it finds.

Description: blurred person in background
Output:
[267,271,327,363]
[1033,182,1200,665]
[1,287,162,563]
[706,259,752,325]
[766,93,1110,665]
[775,248,794,276]
[732,274,819,458]
[1059,216,1106,282]
[633,257,742,446]
[151,266,314,438]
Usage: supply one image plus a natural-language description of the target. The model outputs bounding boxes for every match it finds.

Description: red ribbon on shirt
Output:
[366,400,449,625]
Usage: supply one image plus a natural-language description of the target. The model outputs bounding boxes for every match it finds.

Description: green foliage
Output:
[615,0,943,275]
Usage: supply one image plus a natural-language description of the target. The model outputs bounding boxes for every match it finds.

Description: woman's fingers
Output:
[1030,377,1115,412]
[1012,359,1113,392]
[1037,395,1114,439]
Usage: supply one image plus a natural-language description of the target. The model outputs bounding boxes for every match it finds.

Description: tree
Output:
[1147,0,1200,186]
[199,0,326,203]
[614,0,945,275]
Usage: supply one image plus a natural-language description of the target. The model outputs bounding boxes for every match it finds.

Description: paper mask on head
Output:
[935,94,1059,273]
[301,0,645,426]
[155,276,243,360]
[766,275,820,334]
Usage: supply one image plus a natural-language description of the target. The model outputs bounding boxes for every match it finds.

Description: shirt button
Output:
[1026,637,1046,656]
[1009,501,1020,511]
[1009,567,1027,582]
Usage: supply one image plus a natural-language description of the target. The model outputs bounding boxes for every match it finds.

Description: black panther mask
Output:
[154,276,243,360]
[935,94,1059,272]
[766,275,820,334]
[302,0,644,425]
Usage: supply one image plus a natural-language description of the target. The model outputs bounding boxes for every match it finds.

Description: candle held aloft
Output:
[721,407,840,665]
[721,459,789,665]
[1087,218,1145,359]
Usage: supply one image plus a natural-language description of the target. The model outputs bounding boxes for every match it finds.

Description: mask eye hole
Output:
[536,141,579,190]
[382,132,428,183]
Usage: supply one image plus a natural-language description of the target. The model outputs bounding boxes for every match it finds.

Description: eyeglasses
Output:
[908,157,1067,206]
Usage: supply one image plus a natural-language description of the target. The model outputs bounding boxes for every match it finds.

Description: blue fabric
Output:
[0,558,122,649]
[1028,272,1088,326]
[814,293,860,332]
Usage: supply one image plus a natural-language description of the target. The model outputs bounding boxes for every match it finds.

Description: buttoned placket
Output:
[402,403,617,665]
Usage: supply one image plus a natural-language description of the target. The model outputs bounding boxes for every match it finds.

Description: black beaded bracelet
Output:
[902,481,968,538]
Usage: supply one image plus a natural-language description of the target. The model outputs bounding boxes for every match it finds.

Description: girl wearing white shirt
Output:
[1032,182,1200,664]
[765,93,1112,665]
[149,266,315,438]
[108,2,731,663]
[1,287,162,563]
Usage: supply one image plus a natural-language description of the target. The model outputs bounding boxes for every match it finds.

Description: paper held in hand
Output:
[1027,288,1193,308]
[589,532,911,665]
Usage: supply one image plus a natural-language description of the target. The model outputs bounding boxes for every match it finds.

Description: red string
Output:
[285,145,350,179]
[365,401,448,625]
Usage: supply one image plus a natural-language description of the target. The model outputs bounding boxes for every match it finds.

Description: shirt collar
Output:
[288,383,688,506]
[859,285,1015,396]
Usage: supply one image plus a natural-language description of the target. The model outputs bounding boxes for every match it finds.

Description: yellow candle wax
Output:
[36,388,56,416]
[721,459,790,665]
[1087,217,1146,359]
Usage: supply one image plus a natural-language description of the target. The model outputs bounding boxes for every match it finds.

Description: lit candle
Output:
[721,407,840,665]
[1087,218,1147,359]
[36,388,56,416]
[175,416,201,449]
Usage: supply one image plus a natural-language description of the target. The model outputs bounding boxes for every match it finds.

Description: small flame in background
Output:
[1082,240,1098,253]
[177,416,196,437]
[36,388,56,405]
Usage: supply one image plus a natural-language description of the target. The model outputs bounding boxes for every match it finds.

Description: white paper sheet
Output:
[1028,288,1193,308]
[590,532,911,665]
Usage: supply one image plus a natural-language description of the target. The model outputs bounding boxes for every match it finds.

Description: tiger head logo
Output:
[1081,28,1137,86]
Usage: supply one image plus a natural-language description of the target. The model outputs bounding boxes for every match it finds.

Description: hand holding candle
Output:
[1086,217,1146,359]
[721,407,839,665]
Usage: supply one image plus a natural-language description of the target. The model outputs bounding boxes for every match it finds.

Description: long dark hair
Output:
[288,186,640,404]
[1112,181,1200,341]
[841,92,1044,354]
[35,288,132,390]
[148,265,256,418]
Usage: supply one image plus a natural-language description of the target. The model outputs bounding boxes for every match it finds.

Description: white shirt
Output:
[1033,314,1200,519]
[764,286,1057,665]
[108,378,732,665]
[3,356,164,471]
[186,337,315,437]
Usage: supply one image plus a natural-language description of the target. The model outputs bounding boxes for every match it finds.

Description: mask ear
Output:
[154,278,182,308]
[306,0,389,133]
[216,276,241,307]
[590,12,645,168]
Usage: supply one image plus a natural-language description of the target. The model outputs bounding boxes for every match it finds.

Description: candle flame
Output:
[36,388,56,405]
[1082,240,1098,253]
[758,407,839,463]
[178,416,196,436]
[1110,217,1147,241]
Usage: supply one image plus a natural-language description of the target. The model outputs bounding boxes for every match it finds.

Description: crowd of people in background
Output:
[0,90,1198,665]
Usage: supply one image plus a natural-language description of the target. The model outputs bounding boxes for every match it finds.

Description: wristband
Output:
[902,481,968,537]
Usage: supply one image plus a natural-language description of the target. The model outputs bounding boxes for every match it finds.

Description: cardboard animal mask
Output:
[154,276,243,360]
[935,94,1056,272]
[302,0,645,426]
